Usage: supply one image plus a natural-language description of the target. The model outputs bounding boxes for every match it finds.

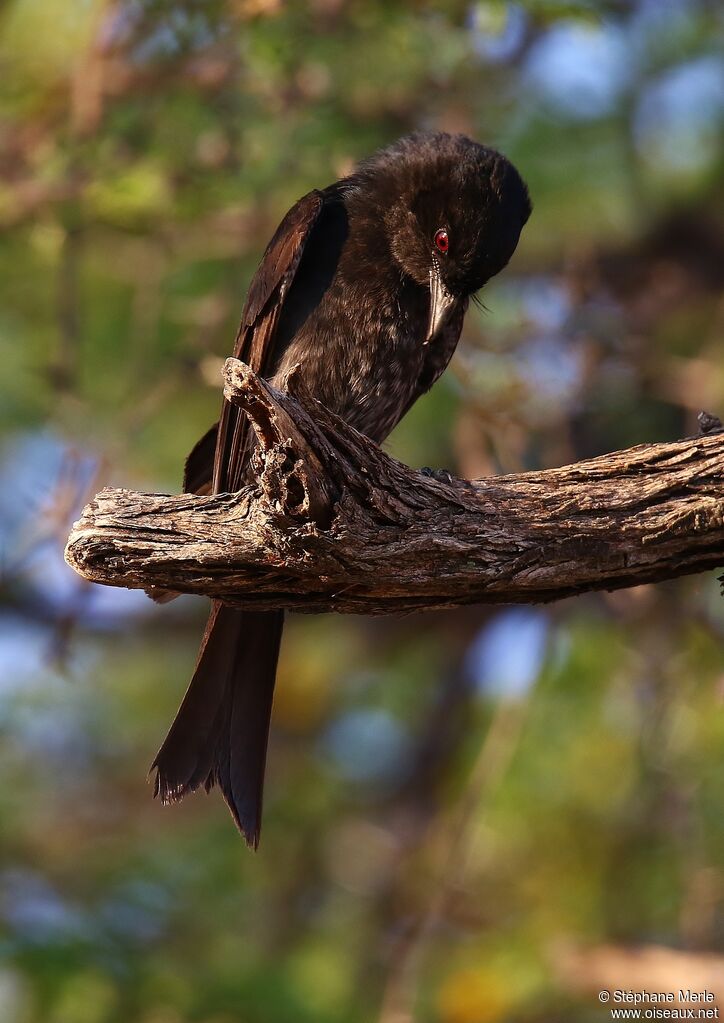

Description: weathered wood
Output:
[64,358,724,614]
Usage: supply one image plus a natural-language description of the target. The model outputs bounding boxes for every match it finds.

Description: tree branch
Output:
[64,358,724,614]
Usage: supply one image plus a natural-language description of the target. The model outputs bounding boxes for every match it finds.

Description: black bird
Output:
[152,132,531,847]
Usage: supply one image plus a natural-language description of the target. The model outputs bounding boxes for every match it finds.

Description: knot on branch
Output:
[222,359,336,526]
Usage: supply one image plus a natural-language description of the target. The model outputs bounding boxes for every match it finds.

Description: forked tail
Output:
[152,603,284,849]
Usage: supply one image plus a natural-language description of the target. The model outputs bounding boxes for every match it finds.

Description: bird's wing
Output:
[212,188,325,493]
[157,191,326,845]
[183,423,218,495]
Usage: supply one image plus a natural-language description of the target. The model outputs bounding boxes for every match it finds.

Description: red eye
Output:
[434,228,449,254]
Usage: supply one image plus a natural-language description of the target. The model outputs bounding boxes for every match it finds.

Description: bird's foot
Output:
[420,466,456,485]
[698,411,724,436]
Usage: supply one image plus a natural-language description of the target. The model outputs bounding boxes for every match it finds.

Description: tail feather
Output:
[152,603,284,848]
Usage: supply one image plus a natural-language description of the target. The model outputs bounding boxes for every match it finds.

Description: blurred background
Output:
[1,1,724,1020]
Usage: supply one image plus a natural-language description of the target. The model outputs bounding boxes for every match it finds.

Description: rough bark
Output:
[64,358,724,614]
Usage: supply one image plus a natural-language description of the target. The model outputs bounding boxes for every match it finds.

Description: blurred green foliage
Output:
[1,1,723,1021]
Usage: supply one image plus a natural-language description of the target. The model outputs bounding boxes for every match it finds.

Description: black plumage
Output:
[152,131,531,847]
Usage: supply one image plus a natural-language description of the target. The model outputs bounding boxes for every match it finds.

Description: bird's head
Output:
[354,132,531,341]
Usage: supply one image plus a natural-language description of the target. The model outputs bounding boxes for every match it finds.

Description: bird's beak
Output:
[425,263,457,344]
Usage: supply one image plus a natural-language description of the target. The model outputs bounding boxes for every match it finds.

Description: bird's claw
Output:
[697,411,724,436]
[420,466,455,485]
